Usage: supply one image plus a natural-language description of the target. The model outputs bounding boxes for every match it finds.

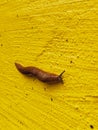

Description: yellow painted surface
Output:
[0,0,98,129]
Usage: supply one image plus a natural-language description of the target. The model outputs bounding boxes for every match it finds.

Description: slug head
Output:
[58,70,65,83]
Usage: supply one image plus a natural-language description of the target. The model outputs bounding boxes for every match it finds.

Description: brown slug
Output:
[15,63,65,84]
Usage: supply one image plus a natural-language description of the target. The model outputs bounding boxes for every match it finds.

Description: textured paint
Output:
[0,0,98,130]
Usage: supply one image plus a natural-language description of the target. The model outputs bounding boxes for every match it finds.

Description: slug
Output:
[15,63,65,84]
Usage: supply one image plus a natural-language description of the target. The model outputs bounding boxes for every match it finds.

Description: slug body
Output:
[15,63,65,84]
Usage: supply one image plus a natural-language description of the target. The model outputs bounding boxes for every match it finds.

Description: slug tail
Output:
[15,62,30,74]
[15,62,24,72]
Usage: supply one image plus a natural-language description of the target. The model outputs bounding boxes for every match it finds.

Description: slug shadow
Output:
[43,81,65,92]
[16,72,65,91]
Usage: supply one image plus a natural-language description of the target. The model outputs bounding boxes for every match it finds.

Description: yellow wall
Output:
[0,0,98,129]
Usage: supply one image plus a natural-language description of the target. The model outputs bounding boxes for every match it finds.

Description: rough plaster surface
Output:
[0,0,98,129]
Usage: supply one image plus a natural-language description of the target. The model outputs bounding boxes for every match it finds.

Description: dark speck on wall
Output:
[19,121,24,125]
[75,107,78,110]
[51,98,53,101]
[70,60,73,64]
[1,44,3,47]
[66,39,68,42]
[90,125,94,129]
[77,56,79,58]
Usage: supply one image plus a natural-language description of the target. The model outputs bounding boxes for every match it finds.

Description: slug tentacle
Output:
[15,62,65,84]
[59,70,65,77]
